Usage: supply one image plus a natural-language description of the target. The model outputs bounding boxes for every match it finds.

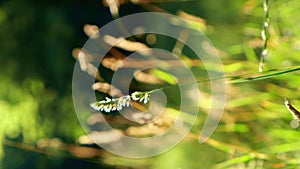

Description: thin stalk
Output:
[160,65,300,92]
[259,0,270,72]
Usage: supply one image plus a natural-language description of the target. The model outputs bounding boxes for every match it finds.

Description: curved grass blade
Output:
[227,66,300,84]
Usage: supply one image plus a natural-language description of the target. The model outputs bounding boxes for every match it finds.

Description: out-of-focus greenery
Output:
[0,0,100,168]
[1,0,300,168]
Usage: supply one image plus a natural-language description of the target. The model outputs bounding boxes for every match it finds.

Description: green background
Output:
[1,0,300,168]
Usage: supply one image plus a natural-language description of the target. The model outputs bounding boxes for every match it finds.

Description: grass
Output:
[3,0,300,168]
[78,0,300,168]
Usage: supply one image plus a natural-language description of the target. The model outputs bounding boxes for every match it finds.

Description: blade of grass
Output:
[160,65,300,92]
[227,66,300,84]
[266,142,300,154]
[215,154,254,169]
[188,133,271,160]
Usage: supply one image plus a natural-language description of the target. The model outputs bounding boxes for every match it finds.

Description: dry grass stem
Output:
[92,82,123,97]
[77,130,123,145]
[103,0,120,16]
[134,70,164,84]
[77,54,103,81]
[177,11,206,31]
[103,35,152,55]
[125,113,174,137]
[102,57,124,71]
[172,29,190,56]
[83,24,99,38]
[72,48,104,82]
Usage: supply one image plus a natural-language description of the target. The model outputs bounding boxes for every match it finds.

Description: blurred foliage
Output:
[1,0,300,169]
[0,0,96,168]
